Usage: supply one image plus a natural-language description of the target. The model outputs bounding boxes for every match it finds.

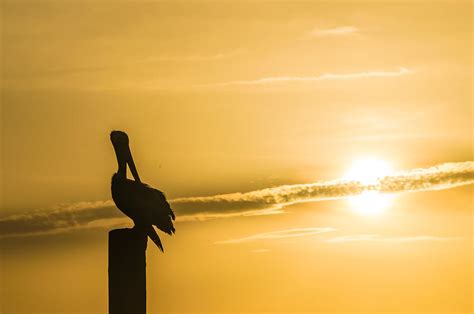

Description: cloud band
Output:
[0,161,472,238]
[211,67,413,87]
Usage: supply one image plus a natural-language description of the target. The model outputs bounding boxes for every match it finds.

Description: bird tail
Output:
[157,222,175,235]
[146,225,164,252]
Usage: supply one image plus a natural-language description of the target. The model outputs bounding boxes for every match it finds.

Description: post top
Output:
[109,228,148,250]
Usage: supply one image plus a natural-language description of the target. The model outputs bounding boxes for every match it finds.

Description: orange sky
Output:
[1,1,472,313]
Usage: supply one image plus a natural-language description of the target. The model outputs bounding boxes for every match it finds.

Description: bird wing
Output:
[120,179,175,232]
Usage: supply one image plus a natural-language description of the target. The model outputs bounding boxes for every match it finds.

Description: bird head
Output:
[110,130,129,146]
[110,130,141,182]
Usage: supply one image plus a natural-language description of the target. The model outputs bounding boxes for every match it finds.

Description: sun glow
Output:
[343,158,392,185]
[348,191,395,216]
[344,158,395,216]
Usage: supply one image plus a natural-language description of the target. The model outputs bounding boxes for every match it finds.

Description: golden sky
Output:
[1,1,473,313]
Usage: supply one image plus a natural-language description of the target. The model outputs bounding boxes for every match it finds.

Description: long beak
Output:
[125,145,141,183]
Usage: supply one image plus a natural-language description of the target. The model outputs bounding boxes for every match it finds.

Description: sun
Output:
[343,157,395,216]
[343,158,392,185]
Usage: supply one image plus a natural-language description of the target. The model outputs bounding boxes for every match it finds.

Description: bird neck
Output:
[116,159,127,179]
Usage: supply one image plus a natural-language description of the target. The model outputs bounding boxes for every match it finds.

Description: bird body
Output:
[110,131,175,251]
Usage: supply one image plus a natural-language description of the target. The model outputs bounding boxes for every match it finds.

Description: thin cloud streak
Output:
[173,161,474,216]
[0,201,123,239]
[0,161,472,238]
[209,67,414,87]
[215,227,337,244]
[326,234,462,243]
[308,26,359,37]
[143,50,244,62]
[12,51,244,78]
[251,249,270,253]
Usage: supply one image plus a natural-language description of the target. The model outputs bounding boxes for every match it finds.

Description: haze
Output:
[1,1,472,313]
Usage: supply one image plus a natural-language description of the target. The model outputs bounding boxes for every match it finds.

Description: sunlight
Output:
[348,191,395,216]
[343,158,392,185]
[344,157,395,216]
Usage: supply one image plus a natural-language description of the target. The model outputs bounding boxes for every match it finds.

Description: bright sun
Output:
[343,158,392,185]
[343,158,395,216]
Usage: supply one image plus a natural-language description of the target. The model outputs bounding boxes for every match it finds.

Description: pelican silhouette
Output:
[110,130,175,252]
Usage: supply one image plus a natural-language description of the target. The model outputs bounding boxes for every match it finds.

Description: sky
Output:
[1,0,473,313]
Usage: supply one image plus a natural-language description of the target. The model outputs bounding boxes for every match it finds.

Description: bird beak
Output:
[125,144,141,183]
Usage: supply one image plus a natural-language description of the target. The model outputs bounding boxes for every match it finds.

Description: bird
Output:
[110,130,175,252]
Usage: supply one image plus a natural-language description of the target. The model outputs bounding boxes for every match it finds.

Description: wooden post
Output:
[109,228,148,314]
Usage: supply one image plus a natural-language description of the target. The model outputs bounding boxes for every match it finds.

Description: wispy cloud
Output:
[307,26,359,38]
[215,227,337,244]
[173,161,473,218]
[251,249,270,253]
[9,50,244,78]
[326,234,462,243]
[217,232,460,246]
[0,201,123,239]
[0,161,472,239]
[143,50,244,62]
[209,67,414,87]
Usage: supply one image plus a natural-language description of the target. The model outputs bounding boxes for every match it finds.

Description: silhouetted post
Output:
[109,228,147,314]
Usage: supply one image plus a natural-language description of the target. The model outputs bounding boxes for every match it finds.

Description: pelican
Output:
[110,130,175,252]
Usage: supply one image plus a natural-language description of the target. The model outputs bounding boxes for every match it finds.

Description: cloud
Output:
[143,50,244,62]
[217,231,460,246]
[0,201,123,238]
[251,249,270,253]
[209,67,414,87]
[307,26,359,38]
[326,234,462,243]
[13,50,244,78]
[215,227,337,244]
[0,161,472,239]
[173,161,473,218]
[377,162,474,192]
